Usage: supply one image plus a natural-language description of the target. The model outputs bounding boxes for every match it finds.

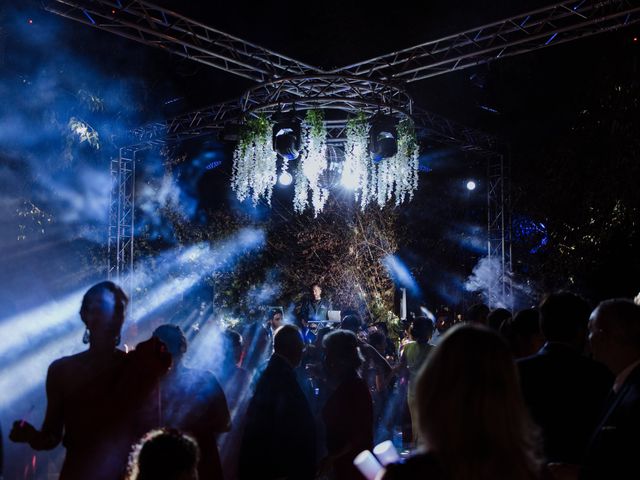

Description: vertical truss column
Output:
[108,147,136,303]
[487,152,512,308]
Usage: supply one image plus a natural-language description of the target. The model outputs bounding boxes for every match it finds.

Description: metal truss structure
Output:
[331,0,640,82]
[46,0,640,307]
[44,0,323,82]
[487,153,513,307]
[107,147,137,301]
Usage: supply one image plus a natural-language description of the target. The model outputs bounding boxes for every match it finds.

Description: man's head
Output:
[269,309,284,331]
[508,308,545,358]
[466,303,490,325]
[311,283,322,301]
[435,309,453,333]
[410,316,434,342]
[273,324,305,367]
[539,292,591,350]
[340,314,362,334]
[153,324,188,364]
[589,299,640,374]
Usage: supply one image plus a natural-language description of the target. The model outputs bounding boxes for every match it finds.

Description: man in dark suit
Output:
[518,293,613,463]
[581,299,640,479]
[239,324,317,480]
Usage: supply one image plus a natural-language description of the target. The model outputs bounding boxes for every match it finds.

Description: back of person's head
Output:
[508,308,544,358]
[368,330,386,353]
[592,299,640,351]
[488,308,512,331]
[153,324,188,360]
[466,303,490,325]
[273,324,304,366]
[127,428,199,480]
[222,329,243,366]
[373,321,389,336]
[434,309,453,333]
[410,316,434,342]
[323,329,364,372]
[539,292,591,346]
[314,326,332,347]
[511,309,541,337]
[80,281,129,326]
[340,314,362,333]
[415,323,541,479]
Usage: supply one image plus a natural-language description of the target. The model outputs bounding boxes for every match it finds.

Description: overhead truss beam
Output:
[131,77,500,155]
[331,0,640,82]
[45,0,324,82]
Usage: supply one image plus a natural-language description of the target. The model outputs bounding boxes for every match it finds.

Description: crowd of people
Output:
[5,281,640,480]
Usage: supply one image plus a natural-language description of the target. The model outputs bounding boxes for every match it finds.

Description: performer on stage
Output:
[299,283,332,343]
[300,283,331,323]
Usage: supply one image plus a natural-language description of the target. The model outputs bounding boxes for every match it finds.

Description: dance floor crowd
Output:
[5,282,640,480]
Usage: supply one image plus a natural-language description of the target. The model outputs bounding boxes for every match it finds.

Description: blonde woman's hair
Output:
[415,323,543,480]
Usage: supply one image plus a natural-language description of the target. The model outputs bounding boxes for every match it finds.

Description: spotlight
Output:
[466,180,477,191]
[370,114,398,162]
[278,171,293,186]
[272,113,302,161]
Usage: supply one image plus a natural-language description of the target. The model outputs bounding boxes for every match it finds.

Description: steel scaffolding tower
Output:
[487,153,513,308]
[107,147,137,299]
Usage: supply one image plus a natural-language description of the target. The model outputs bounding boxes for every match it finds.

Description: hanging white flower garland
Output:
[342,113,371,210]
[232,111,419,212]
[231,115,278,206]
[373,118,420,207]
[294,110,330,217]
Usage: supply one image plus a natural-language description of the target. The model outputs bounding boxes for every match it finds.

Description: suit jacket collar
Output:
[539,341,582,356]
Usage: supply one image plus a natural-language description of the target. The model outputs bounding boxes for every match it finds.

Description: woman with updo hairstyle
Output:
[10,281,132,480]
[384,323,545,480]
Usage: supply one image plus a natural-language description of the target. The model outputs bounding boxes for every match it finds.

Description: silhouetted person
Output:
[384,324,545,480]
[126,428,199,480]
[239,319,271,372]
[138,324,230,480]
[466,303,490,326]
[581,299,640,479]
[10,281,132,480]
[322,329,373,480]
[239,324,316,480]
[488,307,512,331]
[504,308,545,359]
[399,316,435,445]
[518,293,612,463]
[341,314,392,385]
[216,329,251,480]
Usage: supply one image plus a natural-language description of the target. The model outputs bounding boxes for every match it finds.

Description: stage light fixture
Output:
[272,112,302,160]
[369,114,398,162]
[466,180,477,191]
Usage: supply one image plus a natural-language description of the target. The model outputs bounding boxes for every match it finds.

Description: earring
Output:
[82,328,90,344]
